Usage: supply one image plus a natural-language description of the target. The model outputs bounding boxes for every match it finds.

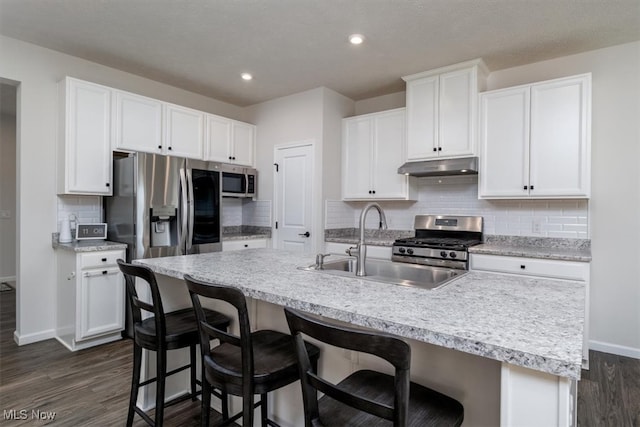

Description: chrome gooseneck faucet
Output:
[347,203,388,276]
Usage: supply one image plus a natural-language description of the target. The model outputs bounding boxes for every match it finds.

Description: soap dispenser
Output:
[59,219,72,243]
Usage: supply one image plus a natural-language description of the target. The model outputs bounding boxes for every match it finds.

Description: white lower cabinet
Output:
[222,238,269,251]
[56,248,126,351]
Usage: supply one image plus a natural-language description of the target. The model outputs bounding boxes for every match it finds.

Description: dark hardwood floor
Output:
[0,287,226,426]
[1,286,639,426]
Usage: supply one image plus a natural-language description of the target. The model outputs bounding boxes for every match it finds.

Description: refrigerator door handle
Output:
[186,167,195,251]
[179,167,189,252]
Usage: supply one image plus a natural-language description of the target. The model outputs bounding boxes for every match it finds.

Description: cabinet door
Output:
[114,91,163,154]
[529,76,590,198]
[478,87,530,198]
[205,114,232,162]
[77,268,124,340]
[231,121,255,166]
[406,76,438,160]
[63,79,112,195]
[342,116,373,199]
[439,68,475,158]
[164,104,204,159]
[372,110,408,198]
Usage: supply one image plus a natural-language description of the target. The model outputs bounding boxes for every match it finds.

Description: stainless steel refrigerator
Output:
[105,153,222,335]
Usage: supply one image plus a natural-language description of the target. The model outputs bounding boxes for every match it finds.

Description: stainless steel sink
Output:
[299,258,466,290]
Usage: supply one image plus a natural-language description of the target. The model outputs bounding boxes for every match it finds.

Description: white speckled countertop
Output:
[53,240,127,252]
[135,249,584,379]
[469,236,591,262]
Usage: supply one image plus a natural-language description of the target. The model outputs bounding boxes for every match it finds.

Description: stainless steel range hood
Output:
[397,157,478,177]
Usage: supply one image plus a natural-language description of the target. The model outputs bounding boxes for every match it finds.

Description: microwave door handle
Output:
[245,172,250,196]
[186,168,195,251]
[179,168,188,253]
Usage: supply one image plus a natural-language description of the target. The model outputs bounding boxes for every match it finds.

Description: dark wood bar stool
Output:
[184,274,320,427]
[284,307,465,427]
[117,260,231,427]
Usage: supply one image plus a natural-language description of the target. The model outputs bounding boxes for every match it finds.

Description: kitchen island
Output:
[136,249,585,426]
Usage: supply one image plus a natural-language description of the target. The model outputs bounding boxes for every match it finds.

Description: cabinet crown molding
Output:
[402,58,489,82]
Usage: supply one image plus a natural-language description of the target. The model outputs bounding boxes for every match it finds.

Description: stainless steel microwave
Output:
[221,164,257,198]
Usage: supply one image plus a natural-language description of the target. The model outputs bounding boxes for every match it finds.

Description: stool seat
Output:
[208,329,320,394]
[135,307,231,350]
[317,369,464,426]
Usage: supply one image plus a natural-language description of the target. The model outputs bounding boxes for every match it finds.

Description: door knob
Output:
[299,231,310,238]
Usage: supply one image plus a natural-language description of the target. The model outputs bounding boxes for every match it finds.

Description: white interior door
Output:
[274,143,314,252]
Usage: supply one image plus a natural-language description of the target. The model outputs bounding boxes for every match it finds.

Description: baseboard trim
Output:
[14,329,56,346]
[590,340,640,359]
[0,275,16,283]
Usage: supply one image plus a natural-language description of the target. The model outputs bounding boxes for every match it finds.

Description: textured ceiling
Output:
[0,0,639,106]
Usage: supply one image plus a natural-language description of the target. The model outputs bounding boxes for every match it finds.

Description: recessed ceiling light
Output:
[349,34,365,45]
[241,73,253,81]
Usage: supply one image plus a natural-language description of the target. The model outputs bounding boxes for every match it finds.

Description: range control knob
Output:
[398,247,406,254]
[440,251,447,258]
[449,252,457,258]
[407,248,414,255]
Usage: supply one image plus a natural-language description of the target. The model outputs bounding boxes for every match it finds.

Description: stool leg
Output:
[260,393,268,427]
[190,343,197,401]
[221,389,229,420]
[127,342,142,427]
[201,378,211,427]
[155,348,166,427]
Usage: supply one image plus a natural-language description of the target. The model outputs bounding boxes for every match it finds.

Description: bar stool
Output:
[184,274,320,427]
[117,260,231,427]
[284,307,465,427]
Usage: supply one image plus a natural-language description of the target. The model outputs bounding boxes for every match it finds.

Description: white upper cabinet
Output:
[342,108,416,200]
[403,59,488,160]
[164,103,204,159]
[479,74,591,199]
[205,115,255,166]
[57,77,113,195]
[113,90,163,154]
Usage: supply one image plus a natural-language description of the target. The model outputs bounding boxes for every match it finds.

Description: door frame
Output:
[272,140,317,252]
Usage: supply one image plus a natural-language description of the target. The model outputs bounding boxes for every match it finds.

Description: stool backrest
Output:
[184,274,254,397]
[117,259,167,347]
[284,307,411,426]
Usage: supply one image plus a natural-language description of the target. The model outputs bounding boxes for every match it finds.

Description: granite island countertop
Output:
[135,249,585,380]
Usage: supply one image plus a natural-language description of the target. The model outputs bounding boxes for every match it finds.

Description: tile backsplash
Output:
[221,199,272,227]
[326,176,589,238]
[57,195,103,233]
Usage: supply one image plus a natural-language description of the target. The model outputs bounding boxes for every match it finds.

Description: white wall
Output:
[245,87,354,253]
[487,41,640,357]
[0,35,245,344]
[0,110,16,282]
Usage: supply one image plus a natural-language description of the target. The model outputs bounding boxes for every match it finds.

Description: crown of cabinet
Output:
[402,59,489,161]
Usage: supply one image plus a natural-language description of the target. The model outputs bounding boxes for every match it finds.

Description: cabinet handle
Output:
[244,244,248,248]
[520,265,526,269]
[232,156,236,160]
[101,258,107,262]
[158,145,162,149]
[105,183,110,187]
[530,185,534,190]
[102,270,108,275]
[433,147,437,152]
[372,190,376,194]
[524,185,528,190]
[368,190,372,194]
[438,147,442,151]
[168,146,172,151]
[229,156,232,160]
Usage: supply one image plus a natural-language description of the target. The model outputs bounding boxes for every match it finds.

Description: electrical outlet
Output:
[532,219,542,234]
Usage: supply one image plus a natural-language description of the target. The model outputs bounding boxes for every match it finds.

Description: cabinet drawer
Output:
[222,239,268,251]
[470,254,588,281]
[80,250,125,269]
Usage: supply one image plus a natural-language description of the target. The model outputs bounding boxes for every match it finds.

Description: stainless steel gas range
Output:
[392,215,483,270]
